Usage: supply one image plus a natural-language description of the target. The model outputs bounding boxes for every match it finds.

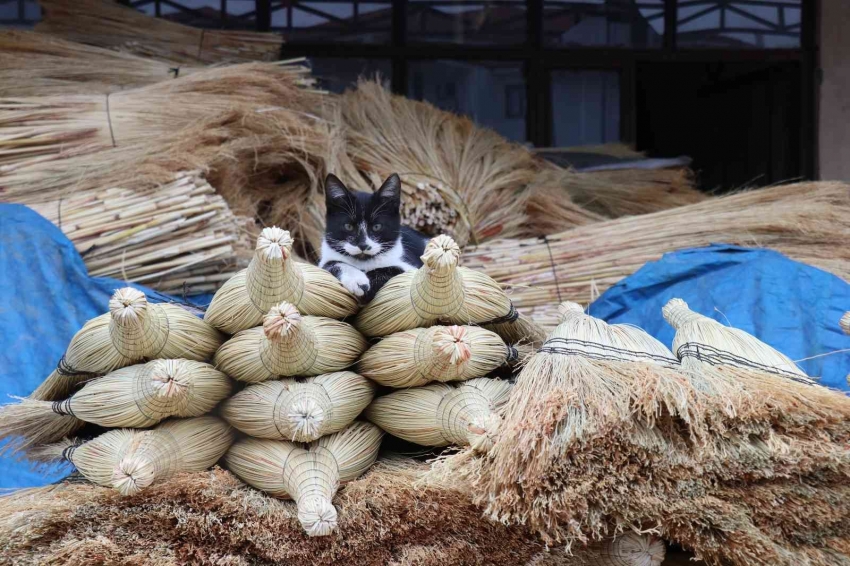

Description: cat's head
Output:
[323,173,402,259]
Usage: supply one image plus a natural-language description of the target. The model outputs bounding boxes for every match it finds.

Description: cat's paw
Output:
[338,266,370,298]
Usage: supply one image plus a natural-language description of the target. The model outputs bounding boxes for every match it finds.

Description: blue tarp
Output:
[590,244,850,389]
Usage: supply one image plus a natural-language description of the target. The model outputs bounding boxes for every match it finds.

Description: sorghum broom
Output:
[34,416,234,495]
[32,288,224,401]
[224,421,383,536]
[0,359,231,453]
[358,325,516,388]
[220,371,375,442]
[841,312,849,335]
[355,235,545,345]
[204,227,358,334]
[213,302,367,383]
[587,533,667,566]
[365,378,512,453]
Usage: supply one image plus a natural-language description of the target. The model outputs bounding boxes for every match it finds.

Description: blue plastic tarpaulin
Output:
[589,244,850,389]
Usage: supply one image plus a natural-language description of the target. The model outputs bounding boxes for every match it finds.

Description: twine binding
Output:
[676,342,814,385]
[542,235,563,303]
[540,337,681,368]
[56,354,99,377]
[105,93,116,147]
[483,302,519,325]
[51,398,75,417]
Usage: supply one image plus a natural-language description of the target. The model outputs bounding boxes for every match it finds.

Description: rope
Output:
[505,345,519,363]
[105,93,117,148]
[51,398,75,417]
[676,342,814,385]
[61,443,78,463]
[539,337,680,368]
[484,302,519,325]
[542,235,562,303]
[56,354,99,377]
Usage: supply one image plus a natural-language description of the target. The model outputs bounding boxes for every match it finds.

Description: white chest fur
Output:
[319,237,417,272]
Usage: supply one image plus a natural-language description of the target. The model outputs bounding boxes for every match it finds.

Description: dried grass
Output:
[841,312,849,335]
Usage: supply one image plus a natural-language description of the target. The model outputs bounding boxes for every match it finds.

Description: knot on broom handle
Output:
[466,413,501,453]
[148,360,190,400]
[256,227,294,263]
[558,302,585,322]
[297,495,338,537]
[112,454,155,496]
[662,298,700,329]
[263,302,302,340]
[432,326,472,365]
[421,235,460,275]
[109,287,148,328]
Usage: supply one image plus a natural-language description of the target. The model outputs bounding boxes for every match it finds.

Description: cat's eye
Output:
[372,223,382,231]
[344,223,354,231]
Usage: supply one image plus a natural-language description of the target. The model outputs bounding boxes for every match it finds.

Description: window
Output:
[310,58,392,94]
[676,0,802,48]
[551,70,620,147]
[272,1,393,43]
[0,0,39,26]
[543,0,664,48]
[408,0,526,45]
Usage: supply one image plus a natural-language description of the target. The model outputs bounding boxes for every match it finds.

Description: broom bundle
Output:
[356,235,545,346]
[37,0,283,64]
[27,172,254,292]
[221,372,375,442]
[358,325,516,388]
[32,288,223,401]
[0,30,200,97]
[224,421,383,536]
[463,182,850,329]
[214,302,367,383]
[585,533,667,566]
[35,416,234,496]
[365,378,512,453]
[204,227,358,334]
[842,312,850,335]
[0,359,230,453]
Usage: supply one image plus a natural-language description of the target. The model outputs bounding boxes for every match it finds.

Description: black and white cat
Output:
[319,173,430,303]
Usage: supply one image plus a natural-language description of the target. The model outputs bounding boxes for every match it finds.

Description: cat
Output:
[319,173,430,303]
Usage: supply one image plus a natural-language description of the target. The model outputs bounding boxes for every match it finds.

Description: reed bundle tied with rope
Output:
[26,172,253,293]
[205,227,358,334]
[365,378,512,453]
[0,60,319,174]
[0,359,230,454]
[0,30,200,97]
[214,302,367,383]
[34,416,234,496]
[586,533,667,566]
[221,372,375,442]
[358,325,516,388]
[32,288,223,401]
[224,421,383,537]
[37,0,282,64]
[463,182,850,329]
[356,235,545,346]
[841,312,850,335]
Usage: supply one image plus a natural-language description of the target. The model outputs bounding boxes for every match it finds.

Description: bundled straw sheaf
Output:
[0,359,230,454]
[841,312,850,335]
[0,30,199,97]
[356,235,545,345]
[225,421,383,537]
[34,416,234,496]
[37,0,282,64]
[358,325,515,388]
[221,372,375,442]
[366,378,512,453]
[214,302,367,383]
[463,182,850,329]
[32,287,223,401]
[205,227,358,334]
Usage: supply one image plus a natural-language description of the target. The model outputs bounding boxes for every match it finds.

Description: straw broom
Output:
[32,287,224,401]
[0,30,200,97]
[358,325,515,388]
[586,533,667,566]
[224,421,383,537]
[841,312,850,335]
[365,378,512,453]
[356,235,545,346]
[37,0,282,65]
[204,227,358,334]
[34,416,234,495]
[214,302,367,383]
[0,359,230,454]
[463,182,850,327]
[221,372,375,442]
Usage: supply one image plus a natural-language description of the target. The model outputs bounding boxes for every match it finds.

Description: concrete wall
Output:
[819,0,850,181]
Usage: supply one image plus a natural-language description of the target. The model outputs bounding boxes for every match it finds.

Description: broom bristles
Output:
[841,312,850,335]
[0,397,82,455]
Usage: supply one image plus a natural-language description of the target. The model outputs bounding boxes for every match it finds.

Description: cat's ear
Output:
[325,174,352,207]
[375,173,401,203]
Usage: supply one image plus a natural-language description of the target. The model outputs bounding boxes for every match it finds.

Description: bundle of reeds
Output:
[214,302,367,383]
[0,359,230,453]
[35,416,234,495]
[37,0,282,64]
[463,182,850,327]
[32,288,223,401]
[356,235,545,346]
[26,172,254,293]
[0,30,200,97]
[204,227,358,334]
[586,533,666,566]
[365,378,512,453]
[358,325,515,388]
[224,421,383,536]
[841,312,850,335]
[221,372,375,442]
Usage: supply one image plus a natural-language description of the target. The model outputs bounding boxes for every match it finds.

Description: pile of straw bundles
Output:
[429,301,850,565]
[464,182,850,329]
[37,0,283,64]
